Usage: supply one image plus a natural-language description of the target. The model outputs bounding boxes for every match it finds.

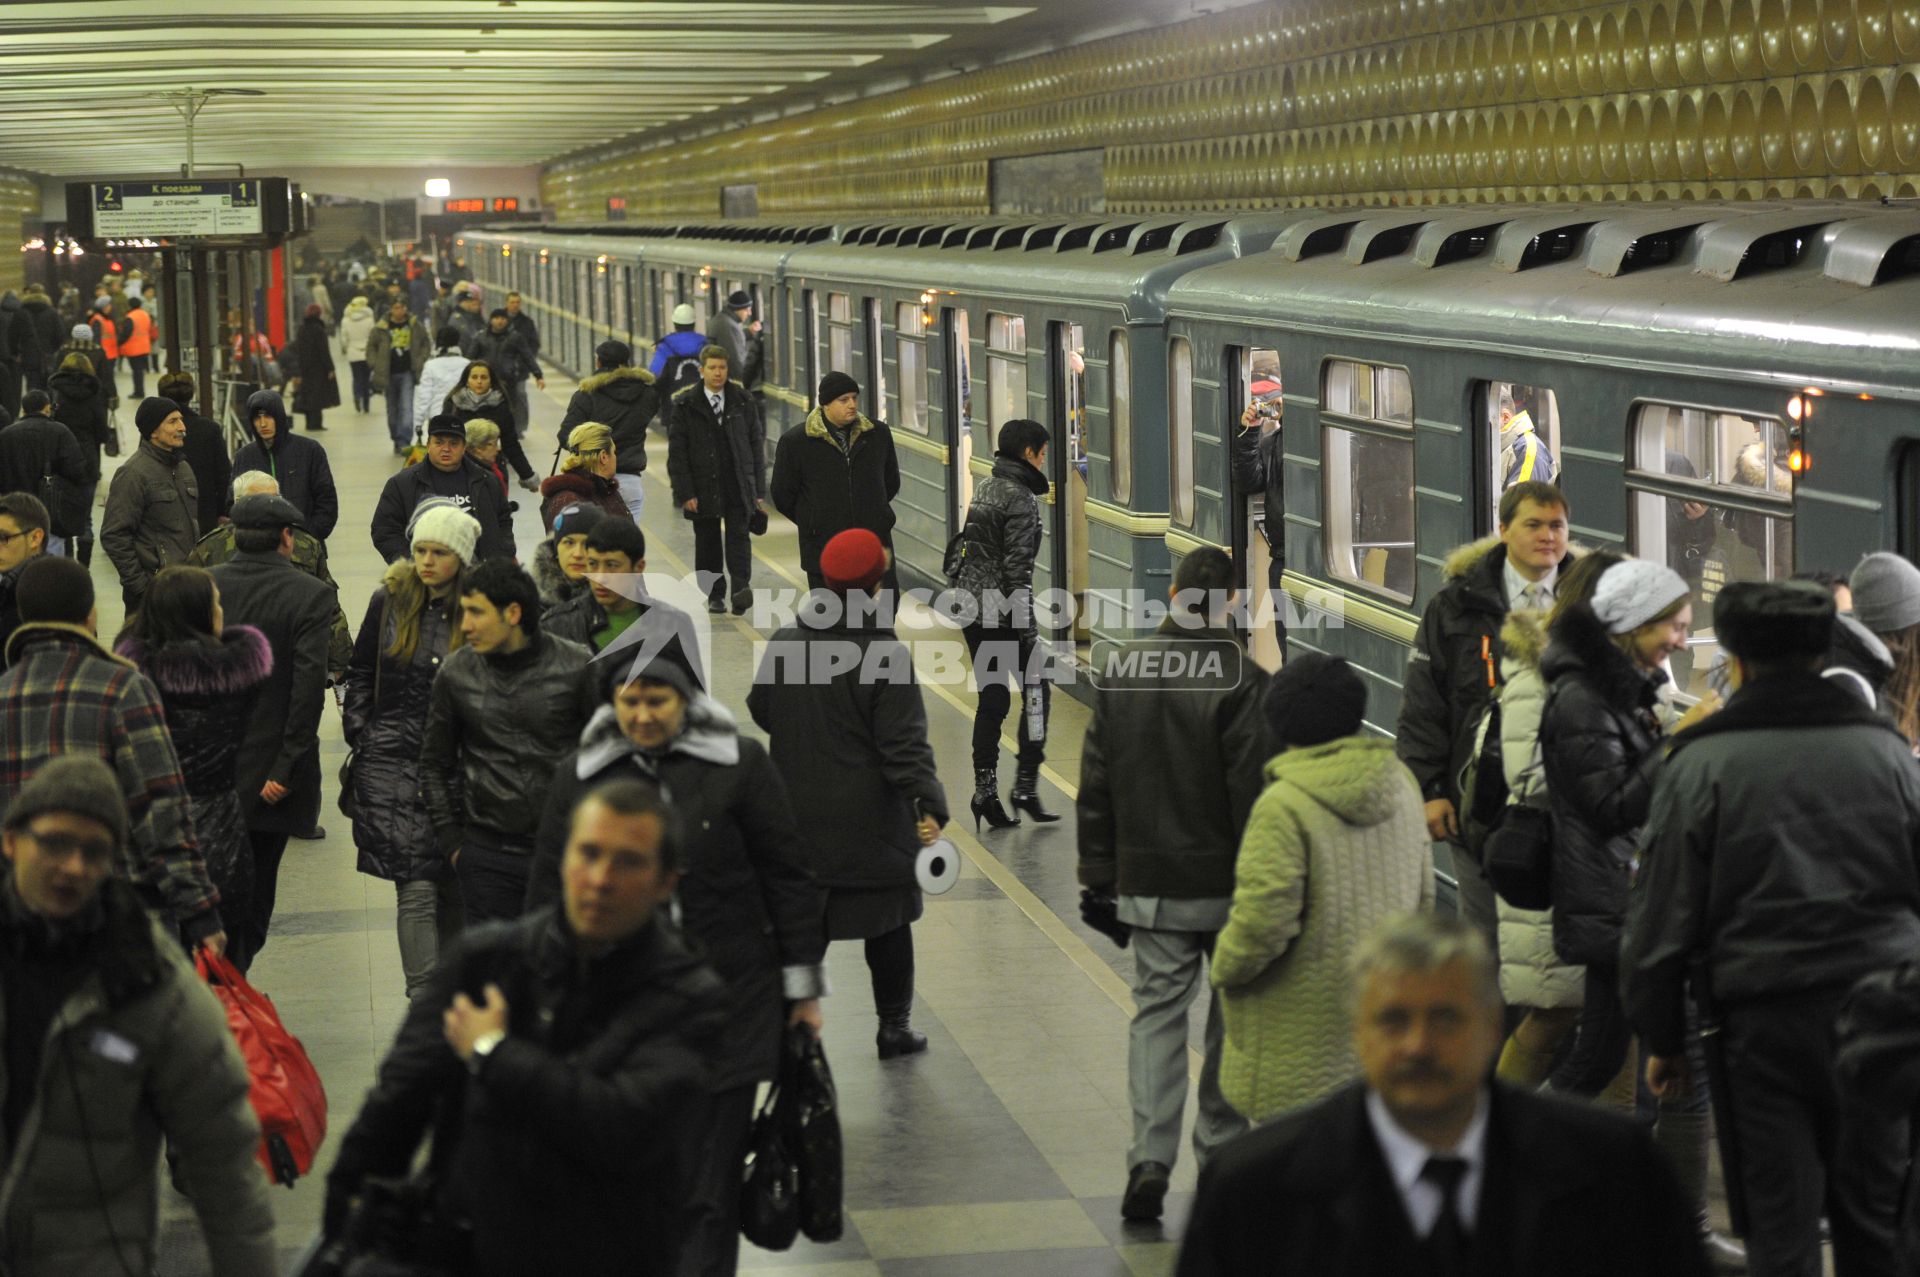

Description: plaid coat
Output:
[0,622,221,941]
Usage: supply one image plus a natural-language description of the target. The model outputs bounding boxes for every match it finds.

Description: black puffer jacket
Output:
[666,381,764,517]
[0,414,88,536]
[48,367,110,482]
[950,452,1048,630]
[746,614,949,892]
[1538,603,1667,968]
[115,626,272,914]
[325,906,727,1276]
[233,390,339,539]
[19,295,63,375]
[525,701,826,1091]
[558,367,658,475]
[420,632,592,856]
[768,408,901,573]
[467,326,537,385]
[344,575,461,882]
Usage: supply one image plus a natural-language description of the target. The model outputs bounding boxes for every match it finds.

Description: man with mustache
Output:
[1177,914,1710,1277]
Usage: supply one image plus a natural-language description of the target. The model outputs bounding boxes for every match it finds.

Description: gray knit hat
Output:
[4,756,127,853]
[1591,560,1692,635]
[1849,552,1920,635]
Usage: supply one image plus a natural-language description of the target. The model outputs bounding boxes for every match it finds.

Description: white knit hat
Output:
[407,498,482,566]
[1591,559,1691,635]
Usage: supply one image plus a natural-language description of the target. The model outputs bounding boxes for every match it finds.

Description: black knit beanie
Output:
[1264,652,1368,747]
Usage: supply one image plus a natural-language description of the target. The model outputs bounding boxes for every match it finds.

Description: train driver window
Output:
[1323,359,1415,602]
[1628,402,1795,696]
[987,313,1027,431]
[1483,382,1561,525]
[895,303,929,434]
[828,293,853,379]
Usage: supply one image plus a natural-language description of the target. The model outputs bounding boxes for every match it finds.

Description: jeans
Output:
[1127,927,1245,1171]
[385,371,413,445]
[962,623,1048,772]
[509,377,531,435]
[394,878,465,999]
[453,843,530,924]
[350,360,371,410]
[692,512,752,600]
[125,352,148,397]
[615,472,646,523]
[1549,961,1634,1097]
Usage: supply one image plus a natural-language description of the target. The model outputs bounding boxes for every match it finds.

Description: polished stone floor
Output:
[92,344,1212,1276]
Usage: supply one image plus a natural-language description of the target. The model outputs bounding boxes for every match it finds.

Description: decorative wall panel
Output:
[542,0,1920,220]
[1,169,41,294]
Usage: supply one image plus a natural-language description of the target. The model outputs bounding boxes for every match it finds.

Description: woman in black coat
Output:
[527,647,825,1277]
[289,305,340,432]
[114,566,272,959]
[344,535,471,998]
[442,358,535,488]
[49,351,112,542]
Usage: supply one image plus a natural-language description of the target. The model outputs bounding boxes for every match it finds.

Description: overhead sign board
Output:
[64,177,295,247]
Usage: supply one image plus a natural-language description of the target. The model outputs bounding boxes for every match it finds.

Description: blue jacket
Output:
[647,329,708,378]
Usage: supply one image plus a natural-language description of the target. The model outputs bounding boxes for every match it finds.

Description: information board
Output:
[89,180,265,238]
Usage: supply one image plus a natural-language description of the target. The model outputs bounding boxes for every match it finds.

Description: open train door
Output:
[1231,345,1285,672]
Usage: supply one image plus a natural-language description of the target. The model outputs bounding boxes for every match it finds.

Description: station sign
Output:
[64,177,295,247]
[443,197,519,214]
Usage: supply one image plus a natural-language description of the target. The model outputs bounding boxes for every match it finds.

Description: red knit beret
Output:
[820,528,888,593]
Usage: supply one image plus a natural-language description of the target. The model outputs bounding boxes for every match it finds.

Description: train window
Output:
[895,303,928,434]
[1482,382,1562,524]
[828,292,853,375]
[802,289,819,405]
[1169,337,1195,526]
[1110,329,1132,503]
[987,312,1027,433]
[1323,359,1415,602]
[865,298,887,417]
[1628,402,1795,695]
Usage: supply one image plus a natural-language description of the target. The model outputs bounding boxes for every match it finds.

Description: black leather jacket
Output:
[951,453,1047,631]
[420,632,592,855]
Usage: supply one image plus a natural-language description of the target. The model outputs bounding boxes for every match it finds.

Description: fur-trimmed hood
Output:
[1501,608,1550,671]
[539,471,616,503]
[532,538,587,609]
[1541,601,1664,713]
[1441,535,1504,581]
[803,405,876,449]
[579,365,656,396]
[116,624,273,697]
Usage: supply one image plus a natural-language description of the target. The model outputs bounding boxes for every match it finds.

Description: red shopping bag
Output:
[196,949,328,1186]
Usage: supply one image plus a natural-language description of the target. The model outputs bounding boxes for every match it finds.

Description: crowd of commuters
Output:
[0,249,1915,1277]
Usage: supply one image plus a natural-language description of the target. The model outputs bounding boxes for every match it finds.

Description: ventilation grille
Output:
[1618,225,1699,273]
[1175,222,1226,254]
[1360,223,1419,263]
[1093,223,1140,252]
[1517,224,1594,269]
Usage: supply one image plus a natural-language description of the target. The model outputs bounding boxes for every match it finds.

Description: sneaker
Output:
[518,475,541,493]
[1120,1161,1170,1222]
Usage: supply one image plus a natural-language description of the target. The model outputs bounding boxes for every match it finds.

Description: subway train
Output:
[459,199,1920,725]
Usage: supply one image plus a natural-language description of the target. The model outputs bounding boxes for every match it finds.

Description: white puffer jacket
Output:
[337,299,376,362]
[1495,609,1586,1010]
[413,351,469,432]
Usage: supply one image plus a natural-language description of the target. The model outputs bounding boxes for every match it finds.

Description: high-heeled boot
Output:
[970,767,1018,831]
[1008,761,1060,823]
[1655,1107,1748,1272]
[876,1005,928,1059]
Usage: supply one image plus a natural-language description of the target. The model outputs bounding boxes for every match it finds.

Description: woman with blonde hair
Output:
[538,420,632,527]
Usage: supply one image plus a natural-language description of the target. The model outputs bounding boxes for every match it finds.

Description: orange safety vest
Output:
[90,311,119,360]
[121,307,154,356]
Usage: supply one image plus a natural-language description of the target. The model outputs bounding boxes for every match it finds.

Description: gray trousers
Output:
[395,877,464,999]
[1449,842,1499,957]
[1127,927,1246,1172]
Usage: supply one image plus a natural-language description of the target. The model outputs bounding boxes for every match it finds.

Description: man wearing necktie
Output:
[667,344,766,615]
[1176,913,1710,1277]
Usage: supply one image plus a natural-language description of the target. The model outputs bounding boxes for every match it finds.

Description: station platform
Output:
[93,348,1212,1276]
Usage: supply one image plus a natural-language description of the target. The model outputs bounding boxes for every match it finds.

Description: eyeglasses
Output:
[0,530,30,546]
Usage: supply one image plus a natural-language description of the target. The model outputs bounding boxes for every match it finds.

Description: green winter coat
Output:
[1212,736,1434,1124]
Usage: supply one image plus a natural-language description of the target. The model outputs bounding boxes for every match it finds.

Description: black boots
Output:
[970,767,1018,831]
[1008,762,1060,823]
[876,1007,928,1059]
[73,535,94,568]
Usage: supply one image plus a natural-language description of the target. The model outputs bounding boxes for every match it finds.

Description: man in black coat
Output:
[157,371,234,534]
[1623,581,1920,1277]
[369,416,514,564]
[231,389,338,540]
[324,778,727,1277]
[208,493,339,969]
[770,370,901,591]
[17,286,62,390]
[1178,913,1709,1277]
[558,340,658,523]
[0,390,88,552]
[667,345,765,615]
[1395,480,1571,950]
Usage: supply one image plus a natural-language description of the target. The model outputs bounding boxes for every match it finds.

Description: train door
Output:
[946,307,974,527]
[1051,321,1092,646]
[1231,344,1284,671]
[865,298,887,419]
[1477,379,1564,535]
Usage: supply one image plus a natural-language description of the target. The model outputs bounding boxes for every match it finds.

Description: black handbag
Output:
[739,1073,800,1250]
[296,1175,474,1277]
[1483,803,1553,910]
[783,1026,844,1243]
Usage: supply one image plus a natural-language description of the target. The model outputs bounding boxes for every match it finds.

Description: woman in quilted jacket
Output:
[1211,653,1432,1124]
[114,565,272,965]
[343,500,480,997]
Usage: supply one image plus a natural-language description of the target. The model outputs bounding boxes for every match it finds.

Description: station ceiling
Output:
[0,0,1235,176]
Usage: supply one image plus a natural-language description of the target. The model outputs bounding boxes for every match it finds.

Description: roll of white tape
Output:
[916,839,961,895]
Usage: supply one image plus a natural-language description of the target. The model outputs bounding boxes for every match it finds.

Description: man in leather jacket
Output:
[421,560,592,922]
[325,778,727,1277]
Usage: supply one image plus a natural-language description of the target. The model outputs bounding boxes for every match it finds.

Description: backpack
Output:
[661,341,703,396]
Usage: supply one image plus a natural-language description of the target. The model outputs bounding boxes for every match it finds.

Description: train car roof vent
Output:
[1093,223,1141,252]
[1514,223,1594,270]
[1023,224,1063,250]
[1614,225,1700,275]
[967,225,1006,249]
[1132,224,1178,254]
[1056,224,1098,252]
[941,226,972,248]
[1726,224,1825,281]
[806,225,834,243]
[1174,221,1226,254]
[917,224,954,246]
[1419,222,1502,267]
[1353,222,1421,264]
[995,225,1030,249]
[1285,221,1356,260]
[876,226,903,246]
[1873,234,1920,284]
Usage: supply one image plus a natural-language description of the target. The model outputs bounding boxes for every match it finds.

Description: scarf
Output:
[449,385,506,414]
[574,696,741,787]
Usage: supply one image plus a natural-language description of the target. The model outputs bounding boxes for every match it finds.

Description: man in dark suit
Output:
[1177,913,1710,1277]
[209,493,338,970]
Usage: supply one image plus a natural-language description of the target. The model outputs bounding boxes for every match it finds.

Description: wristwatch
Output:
[467,1030,506,1075]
